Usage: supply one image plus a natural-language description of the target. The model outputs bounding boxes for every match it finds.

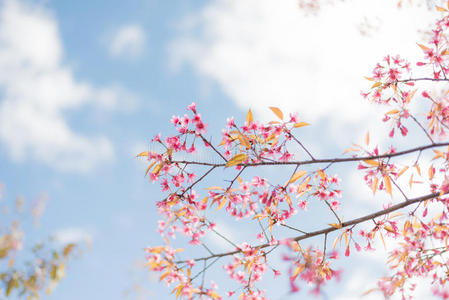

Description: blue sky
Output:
[0,0,444,299]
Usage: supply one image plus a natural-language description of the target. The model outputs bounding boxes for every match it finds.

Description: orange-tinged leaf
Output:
[63,243,76,257]
[417,43,431,51]
[293,122,310,128]
[252,213,266,220]
[388,212,403,220]
[364,76,374,81]
[409,174,414,188]
[329,223,342,229]
[216,196,227,210]
[269,106,284,120]
[343,232,348,247]
[317,169,326,180]
[136,151,149,157]
[379,232,386,250]
[364,159,379,167]
[386,109,400,115]
[436,5,448,12]
[238,133,251,149]
[403,220,411,233]
[365,131,370,145]
[152,163,164,175]
[288,170,307,184]
[285,194,292,207]
[148,246,165,254]
[362,288,377,296]
[384,225,395,233]
[343,147,359,154]
[371,177,379,195]
[443,49,449,56]
[175,284,184,298]
[433,150,445,160]
[293,265,305,278]
[332,236,340,249]
[145,161,156,177]
[8,258,14,269]
[205,186,224,190]
[160,270,170,280]
[384,175,392,195]
[225,153,248,167]
[429,165,435,180]
[397,166,409,178]
[415,164,421,176]
[246,108,253,124]
[264,132,276,143]
[218,137,226,147]
[371,82,382,89]
[405,89,417,104]
[297,177,311,194]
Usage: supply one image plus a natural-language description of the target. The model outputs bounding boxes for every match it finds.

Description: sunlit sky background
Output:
[0,0,445,299]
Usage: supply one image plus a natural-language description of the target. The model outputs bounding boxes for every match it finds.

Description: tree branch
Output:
[176,191,446,263]
[170,142,449,168]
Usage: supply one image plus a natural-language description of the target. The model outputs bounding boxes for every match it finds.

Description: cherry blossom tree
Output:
[0,185,79,299]
[141,3,449,300]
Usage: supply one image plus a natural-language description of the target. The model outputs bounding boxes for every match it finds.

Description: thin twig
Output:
[324,199,342,224]
[390,176,409,201]
[410,114,434,144]
[286,131,315,160]
[210,228,239,249]
[280,223,308,234]
[199,134,228,162]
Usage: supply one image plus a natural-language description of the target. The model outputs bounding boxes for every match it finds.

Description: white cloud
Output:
[171,0,437,144]
[53,227,93,245]
[0,0,135,172]
[109,24,145,58]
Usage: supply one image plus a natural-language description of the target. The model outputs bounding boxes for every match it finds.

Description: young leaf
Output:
[371,177,379,195]
[269,107,284,120]
[405,89,417,104]
[152,163,164,175]
[429,165,435,180]
[293,122,310,128]
[329,223,342,229]
[145,161,157,177]
[216,197,227,210]
[384,175,392,196]
[136,151,149,157]
[246,108,253,124]
[417,43,431,51]
[343,147,359,154]
[363,159,379,167]
[397,166,409,178]
[288,170,307,184]
[386,109,400,115]
[371,82,382,88]
[225,153,248,167]
[238,133,251,149]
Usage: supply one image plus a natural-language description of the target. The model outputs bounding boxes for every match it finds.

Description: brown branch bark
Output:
[170,142,449,167]
[176,191,446,263]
